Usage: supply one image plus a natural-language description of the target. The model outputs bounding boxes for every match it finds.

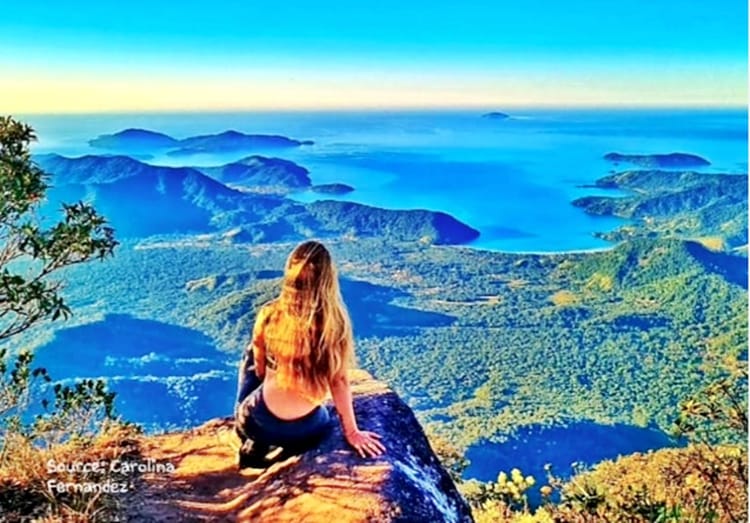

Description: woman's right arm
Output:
[329,372,386,458]
[236,306,268,403]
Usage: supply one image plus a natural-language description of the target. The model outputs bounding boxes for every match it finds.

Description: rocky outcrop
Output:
[125,370,473,522]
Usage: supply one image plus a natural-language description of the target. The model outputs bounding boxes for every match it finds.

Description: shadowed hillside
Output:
[32,314,236,429]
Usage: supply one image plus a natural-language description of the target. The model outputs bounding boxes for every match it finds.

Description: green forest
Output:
[11,230,743,454]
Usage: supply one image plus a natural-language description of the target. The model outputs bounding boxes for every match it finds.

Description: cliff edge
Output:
[125,370,473,522]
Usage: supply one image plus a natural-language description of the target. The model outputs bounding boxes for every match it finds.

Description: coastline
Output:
[463,242,618,256]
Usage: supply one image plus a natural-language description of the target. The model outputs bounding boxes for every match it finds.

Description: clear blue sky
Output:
[1,0,747,111]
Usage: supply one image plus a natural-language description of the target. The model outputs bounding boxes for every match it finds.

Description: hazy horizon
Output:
[2,1,746,113]
[13,105,750,117]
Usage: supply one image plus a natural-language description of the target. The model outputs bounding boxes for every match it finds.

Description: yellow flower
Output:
[684,473,701,489]
[497,471,508,484]
[726,446,742,458]
[540,485,553,497]
[511,468,524,485]
[525,475,535,486]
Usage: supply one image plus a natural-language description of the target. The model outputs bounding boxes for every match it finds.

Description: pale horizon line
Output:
[10,102,748,116]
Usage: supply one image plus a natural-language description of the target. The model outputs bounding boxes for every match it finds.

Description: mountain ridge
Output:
[34,153,480,245]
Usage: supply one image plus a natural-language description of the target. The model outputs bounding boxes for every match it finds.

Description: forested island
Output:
[89,128,313,155]
[603,152,711,168]
[24,163,743,448]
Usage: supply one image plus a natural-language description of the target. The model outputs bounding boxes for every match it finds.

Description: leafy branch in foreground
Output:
[0,116,118,341]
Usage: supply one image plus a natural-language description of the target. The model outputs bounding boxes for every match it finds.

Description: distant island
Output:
[168,130,314,156]
[88,128,313,156]
[482,112,510,120]
[603,152,710,168]
[89,129,178,150]
[311,183,355,195]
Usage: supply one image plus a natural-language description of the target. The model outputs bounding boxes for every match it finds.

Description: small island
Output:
[310,183,355,195]
[603,152,710,168]
[481,112,510,120]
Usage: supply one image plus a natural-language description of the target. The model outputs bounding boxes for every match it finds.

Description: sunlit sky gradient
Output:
[1,0,747,112]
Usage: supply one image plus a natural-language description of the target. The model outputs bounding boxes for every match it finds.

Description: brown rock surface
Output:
[124,370,473,522]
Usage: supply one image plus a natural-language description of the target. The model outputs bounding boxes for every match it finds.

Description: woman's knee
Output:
[235,392,263,441]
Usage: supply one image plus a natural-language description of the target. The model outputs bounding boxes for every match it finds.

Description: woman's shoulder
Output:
[257,299,279,321]
[252,299,278,338]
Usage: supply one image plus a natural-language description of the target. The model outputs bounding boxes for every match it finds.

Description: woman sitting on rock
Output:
[235,240,385,468]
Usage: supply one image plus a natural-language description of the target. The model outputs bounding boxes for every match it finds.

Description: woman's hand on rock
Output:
[345,429,385,458]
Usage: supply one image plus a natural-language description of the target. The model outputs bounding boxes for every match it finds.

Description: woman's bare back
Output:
[261,368,322,420]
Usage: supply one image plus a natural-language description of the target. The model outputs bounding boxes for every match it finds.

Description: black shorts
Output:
[235,386,333,450]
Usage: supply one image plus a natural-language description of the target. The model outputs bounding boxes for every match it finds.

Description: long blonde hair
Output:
[261,241,354,399]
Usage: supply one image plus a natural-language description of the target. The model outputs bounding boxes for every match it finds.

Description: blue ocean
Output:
[25,109,748,253]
